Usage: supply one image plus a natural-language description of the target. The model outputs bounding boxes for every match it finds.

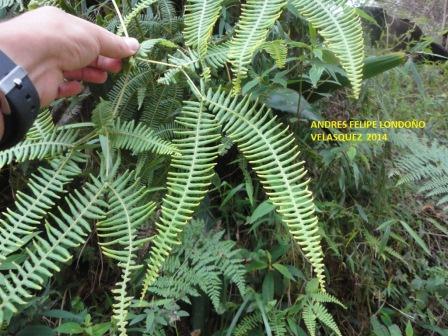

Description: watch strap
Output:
[0,50,40,150]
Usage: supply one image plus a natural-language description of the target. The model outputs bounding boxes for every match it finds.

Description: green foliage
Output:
[205,88,326,289]
[0,151,86,263]
[390,131,448,209]
[229,0,287,92]
[261,40,288,69]
[118,0,158,36]
[300,280,344,336]
[0,176,107,322]
[0,127,79,168]
[183,0,224,57]
[140,100,221,297]
[290,0,365,98]
[98,171,156,335]
[149,220,247,313]
[3,1,423,335]
[108,119,179,156]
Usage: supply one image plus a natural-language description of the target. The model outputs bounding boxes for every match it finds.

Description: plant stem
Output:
[111,0,129,38]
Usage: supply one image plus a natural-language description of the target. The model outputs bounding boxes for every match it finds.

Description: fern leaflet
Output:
[109,119,179,156]
[0,129,79,168]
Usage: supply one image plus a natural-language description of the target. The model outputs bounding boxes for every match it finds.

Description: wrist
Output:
[0,22,56,106]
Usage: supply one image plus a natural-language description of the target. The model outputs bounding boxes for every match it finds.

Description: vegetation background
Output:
[0,0,447,336]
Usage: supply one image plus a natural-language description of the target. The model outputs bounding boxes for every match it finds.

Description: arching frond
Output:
[0,129,79,168]
[234,303,287,336]
[140,100,220,297]
[183,0,224,57]
[118,0,158,36]
[0,177,106,323]
[97,172,156,336]
[290,0,364,98]
[109,119,179,156]
[204,88,326,289]
[228,0,287,93]
[0,152,86,264]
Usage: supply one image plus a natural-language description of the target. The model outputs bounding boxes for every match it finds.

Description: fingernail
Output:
[125,37,140,53]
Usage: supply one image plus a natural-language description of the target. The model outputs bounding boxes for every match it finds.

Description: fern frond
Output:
[107,65,153,121]
[158,0,176,19]
[139,85,182,129]
[204,88,326,289]
[290,0,364,98]
[310,292,345,307]
[118,0,158,36]
[150,220,246,311]
[183,0,224,57]
[312,302,342,336]
[140,100,220,298]
[303,305,317,336]
[0,129,79,168]
[228,0,287,93]
[97,171,156,336]
[26,110,55,141]
[0,152,86,264]
[391,131,448,208]
[270,309,287,336]
[205,42,231,68]
[0,177,106,323]
[234,304,286,336]
[261,40,288,68]
[153,123,181,140]
[139,38,177,56]
[234,312,262,336]
[109,119,179,156]
[158,45,229,85]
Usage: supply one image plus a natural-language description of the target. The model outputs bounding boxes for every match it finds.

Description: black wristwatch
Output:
[0,50,40,150]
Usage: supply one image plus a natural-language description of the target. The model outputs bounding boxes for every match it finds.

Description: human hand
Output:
[0,6,139,108]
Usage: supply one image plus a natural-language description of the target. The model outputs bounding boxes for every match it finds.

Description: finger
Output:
[91,24,140,59]
[58,81,84,99]
[0,111,4,141]
[64,68,108,83]
[90,56,122,73]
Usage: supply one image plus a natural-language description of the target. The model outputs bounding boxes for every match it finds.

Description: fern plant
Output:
[0,0,367,334]
[389,131,448,210]
[299,279,345,336]
[0,109,173,334]
[147,219,246,314]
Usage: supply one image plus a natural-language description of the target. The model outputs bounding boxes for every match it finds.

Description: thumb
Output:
[94,26,140,59]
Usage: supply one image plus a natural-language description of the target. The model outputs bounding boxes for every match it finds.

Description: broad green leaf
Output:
[273,263,294,280]
[249,200,275,224]
[55,322,84,334]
